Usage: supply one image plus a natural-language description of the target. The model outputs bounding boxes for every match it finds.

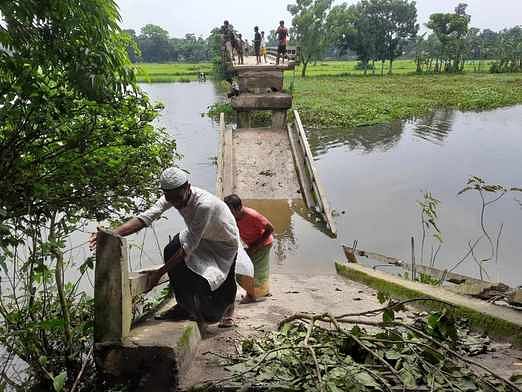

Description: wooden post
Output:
[216,113,225,198]
[223,127,234,196]
[94,229,132,344]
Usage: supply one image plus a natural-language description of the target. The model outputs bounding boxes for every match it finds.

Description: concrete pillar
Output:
[94,229,132,344]
[237,111,251,129]
[271,110,287,129]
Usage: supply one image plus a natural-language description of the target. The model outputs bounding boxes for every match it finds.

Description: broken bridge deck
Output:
[220,126,301,200]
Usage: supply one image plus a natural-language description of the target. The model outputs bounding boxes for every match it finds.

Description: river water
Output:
[126,83,522,287]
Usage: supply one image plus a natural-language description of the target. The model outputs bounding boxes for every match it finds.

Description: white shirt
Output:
[261,37,267,49]
[138,187,240,291]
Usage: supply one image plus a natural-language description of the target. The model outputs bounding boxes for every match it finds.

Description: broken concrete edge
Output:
[94,320,202,390]
[232,62,296,72]
[335,261,522,347]
[173,322,202,376]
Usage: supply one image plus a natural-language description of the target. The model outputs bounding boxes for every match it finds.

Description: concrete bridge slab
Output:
[231,128,301,199]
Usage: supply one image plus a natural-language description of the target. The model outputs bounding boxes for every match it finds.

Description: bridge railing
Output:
[287,110,337,237]
[266,46,300,63]
[94,229,166,344]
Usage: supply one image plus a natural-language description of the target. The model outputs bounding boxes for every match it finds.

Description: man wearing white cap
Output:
[94,167,240,325]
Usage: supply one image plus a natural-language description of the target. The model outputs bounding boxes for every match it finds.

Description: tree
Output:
[465,27,482,71]
[137,24,173,62]
[123,28,140,62]
[383,0,418,73]
[328,0,417,75]
[288,0,334,77]
[427,3,470,72]
[0,1,175,388]
[491,26,522,73]
[328,3,375,74]
[362,0,418,74]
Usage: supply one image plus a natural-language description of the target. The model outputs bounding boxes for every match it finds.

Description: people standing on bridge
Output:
[261,31,267,63]
[221,20,235,63]
[90,167,240,326]
[224,194,274,303]
[276,20,288,65]
[235,33,244,65]
[254,26,262,65]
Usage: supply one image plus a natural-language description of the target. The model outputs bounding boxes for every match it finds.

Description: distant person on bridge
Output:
[235,33,244,65]
[90,167,240,327]
[254,26,262,65]
[261,31,267,63]
[224,194,274,303]
[276,20,288,65]
[243,39,250,57]
[221,20,235,63]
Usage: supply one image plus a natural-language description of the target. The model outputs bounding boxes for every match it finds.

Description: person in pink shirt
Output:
[224,194,274,303]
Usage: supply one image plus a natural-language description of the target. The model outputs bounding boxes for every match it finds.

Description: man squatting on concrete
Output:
[92,167,240,325]
[224,194,274,303]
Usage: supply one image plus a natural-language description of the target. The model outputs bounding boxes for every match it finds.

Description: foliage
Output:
[288,0,334,77]
[328,2,375,75]
[203,307,510,391]
[0,0,176,389]
[207,102,234,119]
[289,69,522,128]
[426,3,471,73]
[489,27,522,74]
[124,24,213,63]
[417,192,442,267]
[328,0,418,75]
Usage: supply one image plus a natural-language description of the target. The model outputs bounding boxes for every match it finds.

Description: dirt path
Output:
[179,273,522,389]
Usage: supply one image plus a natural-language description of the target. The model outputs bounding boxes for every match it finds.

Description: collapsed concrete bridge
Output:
[217,55,337,237]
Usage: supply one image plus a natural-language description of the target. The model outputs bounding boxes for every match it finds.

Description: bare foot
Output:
[218,316,235,328]
[239,295,267,304]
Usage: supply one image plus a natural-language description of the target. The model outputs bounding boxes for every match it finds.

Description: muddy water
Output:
[307,106,522,286]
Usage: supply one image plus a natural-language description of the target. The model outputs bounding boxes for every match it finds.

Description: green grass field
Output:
[134,63,212,83]
[135,59,494,82]
[294,59,495,77]
[289,72,522,128]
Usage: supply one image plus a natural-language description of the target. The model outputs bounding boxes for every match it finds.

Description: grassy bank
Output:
[134,62,212,83]
[289,71,522,128]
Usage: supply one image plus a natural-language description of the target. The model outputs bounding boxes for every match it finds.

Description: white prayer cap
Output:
[160,167,189,190]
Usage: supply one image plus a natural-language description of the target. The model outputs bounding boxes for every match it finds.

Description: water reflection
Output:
[306,120,404,157]
[411,110,454,145]
[306,109,458,157]
[243,199,324,264]
[311,105,522,286]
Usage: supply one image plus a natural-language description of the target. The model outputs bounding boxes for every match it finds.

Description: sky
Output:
[116,0,522,39]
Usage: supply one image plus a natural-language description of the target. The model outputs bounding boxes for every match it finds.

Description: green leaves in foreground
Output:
[52,372,67,392]
[205,311,507,391]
